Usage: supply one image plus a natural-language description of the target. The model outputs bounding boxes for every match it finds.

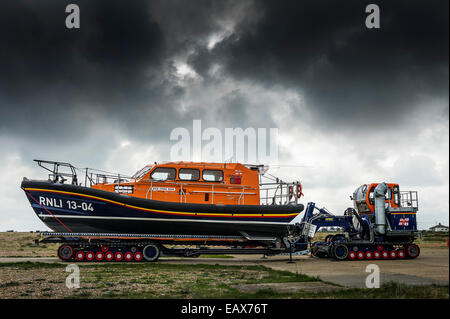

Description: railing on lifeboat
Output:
[259,173,303,205]
[34,159,132,188]
[139,179,256,205]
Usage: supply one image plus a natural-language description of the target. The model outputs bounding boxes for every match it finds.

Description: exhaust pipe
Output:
[374,182,388,235]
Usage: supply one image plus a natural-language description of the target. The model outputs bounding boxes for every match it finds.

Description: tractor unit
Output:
[301,182,421,260]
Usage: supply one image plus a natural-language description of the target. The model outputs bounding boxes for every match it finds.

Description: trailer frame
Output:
[37,232,306,262]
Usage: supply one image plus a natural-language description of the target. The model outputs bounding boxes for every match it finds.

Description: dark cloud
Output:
[1,0,447,142]
[0,0,183,142]
[0,0,258,145]
[190,0,449,129]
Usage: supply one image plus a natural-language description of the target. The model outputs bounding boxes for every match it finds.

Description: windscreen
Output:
[131,165,153,180]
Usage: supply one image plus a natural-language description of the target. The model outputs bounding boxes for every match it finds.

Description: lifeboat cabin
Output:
[91,162,290,206]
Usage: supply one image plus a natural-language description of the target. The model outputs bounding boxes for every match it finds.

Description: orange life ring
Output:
[297,183,303,198]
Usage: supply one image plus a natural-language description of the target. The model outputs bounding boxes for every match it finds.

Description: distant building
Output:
[429,223,449,232]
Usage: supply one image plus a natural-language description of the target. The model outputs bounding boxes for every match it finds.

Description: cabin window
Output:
[202,169,223,182]
[150,167,176,181]
[393,185,400,205]
[179,168,200,181]
[368,187,375,205]
[386,188,392,200]
[369,185,391,205]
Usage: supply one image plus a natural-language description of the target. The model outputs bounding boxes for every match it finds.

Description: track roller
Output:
[105,251,114,261]
[85,251,95,261]
[348,251,357,260]
[134,252,143,261]
[95,251,104,261]
[124,252,134,262]
[75,251,85,261]
[115,251,124,261]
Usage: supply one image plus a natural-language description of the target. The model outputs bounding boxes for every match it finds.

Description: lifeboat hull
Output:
[21,180,304,237]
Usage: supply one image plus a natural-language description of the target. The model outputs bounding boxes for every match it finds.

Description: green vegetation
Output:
[214,282,449,299]
[198,254,234,258]
[0,261,63,269]
[420,231,449,242]
[0,261,448,299]
[0,232,59,258]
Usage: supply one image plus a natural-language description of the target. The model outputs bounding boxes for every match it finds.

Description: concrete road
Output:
[0,248,448,288]
[161,248,449,288]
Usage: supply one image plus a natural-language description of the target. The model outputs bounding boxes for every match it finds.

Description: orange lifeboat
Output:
[21,160,304,237]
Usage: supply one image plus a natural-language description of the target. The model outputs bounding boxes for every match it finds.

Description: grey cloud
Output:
[0,0,265,148]
[189,0,449,130]
[0,0,181,143]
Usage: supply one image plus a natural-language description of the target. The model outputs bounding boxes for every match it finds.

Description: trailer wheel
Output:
[332,244,349,260]
[373,251,381,259]
[381,251,389,259]
[58,245,73,260]
[397,250,406,259]
[143,244,160,262]
[389,250,397,259]
[406,244,420,259]
[357,251,365,260]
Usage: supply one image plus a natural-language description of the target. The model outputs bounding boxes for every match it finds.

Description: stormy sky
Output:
[0,0,448,230]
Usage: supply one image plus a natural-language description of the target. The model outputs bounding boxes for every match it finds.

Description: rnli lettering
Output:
[38,196,94,212]
[39,196,63,208]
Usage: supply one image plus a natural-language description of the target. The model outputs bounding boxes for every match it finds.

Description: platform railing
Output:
[259,182,301,205]
[400,191,419,209]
